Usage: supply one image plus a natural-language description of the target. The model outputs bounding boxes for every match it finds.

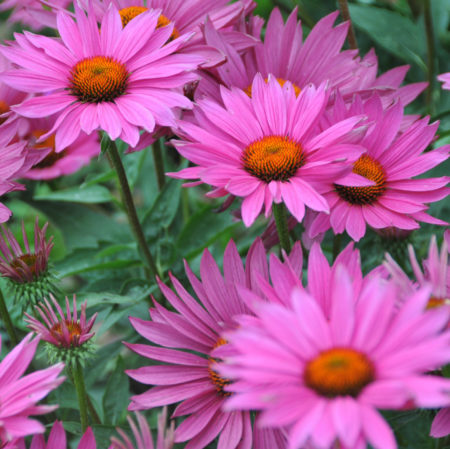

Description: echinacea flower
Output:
[0,3,203,150]
[431,407,450,438]
[25,294,97,366]
[16,421,96,449]
[308,95,449,241]
[0,334,65,445]
[384,233,449,310]
[197,8,359,102]
[220,270,450,449]
[438,73,450,90]
[170,75,367,226]
[110,409,174,449]
[126,239,300,449]
[21,117,100,180]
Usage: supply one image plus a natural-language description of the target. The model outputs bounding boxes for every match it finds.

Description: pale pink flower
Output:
[170,75,367,226]
[0,3,203,150]
[221,271,450,449]
[0,334,65,444]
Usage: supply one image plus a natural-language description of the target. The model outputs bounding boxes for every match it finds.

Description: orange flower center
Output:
[0,100,10,125]
[242,135,305,183]
[50,319,82,343]
[426,296,450,310]
[30,130,65,168]
[119,7,180,40]
[208,338,231,397]
[245,77,301,97]
[335,155,386,205]
[304,348,375,398]
[69,56,128,103]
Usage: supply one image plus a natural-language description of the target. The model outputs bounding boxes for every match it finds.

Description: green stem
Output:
[424,0,435,113]
[338,0,358,50]
[72,361,89,433]
[106,139,158,279]
[152,139,166,191]
[332,234,342,262]
[181,188,190,223]
[0,290,18,346]
[87,395,101,425]
[273,202,292,254]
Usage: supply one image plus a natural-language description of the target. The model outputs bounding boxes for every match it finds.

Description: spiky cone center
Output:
[304,348,375,398]
[50,319,83,346]
[245,77,301,97]
[208,338,232,397]
[30,130,65,168]
[0,100,9,125]
[427,297,450,310]
[45,339,96,368]
[119,6,180,40]
[69,56,128,103]
[335,155,387,205]
[242,135,305,183]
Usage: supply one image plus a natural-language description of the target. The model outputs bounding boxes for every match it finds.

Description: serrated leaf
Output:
[102,356,129,425]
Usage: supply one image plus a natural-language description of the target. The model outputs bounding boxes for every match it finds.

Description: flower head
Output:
[126,239,299,449]
[221,271,450,449]
[0,3,202,150]
[25,294,97,366]
[0,334,65,445]
[308,95,449,241]
[171,75,365,226]
[110,409,174,449]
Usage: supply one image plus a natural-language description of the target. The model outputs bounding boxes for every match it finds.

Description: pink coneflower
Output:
[110,409,174,449]
[197,8,359,102]
[0,0,71,30]
[126,239,299,449]
[0,3,202,150]
[0,334,65,444]
[438,73,450,90]
[25,294,97,349]
[17,421,96,449]
[220,271,450,449]
[170,75,367,226]
[0,218,53,283]
[21,117,100,180]
[308,95,449,241]
[384,233,449,310]
[79,0,256,65]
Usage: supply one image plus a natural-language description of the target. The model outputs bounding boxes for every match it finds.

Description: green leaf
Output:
[102,356,129,425]
[175,205,238,259]
[349,4,426,70]
[34,185,113,204]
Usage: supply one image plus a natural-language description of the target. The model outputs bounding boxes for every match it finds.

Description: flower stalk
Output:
[106,138,158,279]
[72,360,89,433]
[152,139,166,191]
[338,0,358,50]
[273,202,292,254]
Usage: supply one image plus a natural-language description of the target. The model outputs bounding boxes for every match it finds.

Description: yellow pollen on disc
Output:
[50,320,82,343]
[242,135,305,183]
[119,6,180,40]
[335,154,386,205]
[0,100,10,125]
[208,338,232,397]
[426,296,450,310]
[245,77,301,97]
[69,56,128,103]
[304,348,375,398]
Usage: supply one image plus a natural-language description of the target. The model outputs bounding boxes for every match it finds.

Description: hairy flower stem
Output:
[72,361,89,433]
[273,202,292,254]
[424,0,435,113]
[106,139,158,279]
[152,139,166,191]
[0,290,18,346]
[338,0,358,50]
